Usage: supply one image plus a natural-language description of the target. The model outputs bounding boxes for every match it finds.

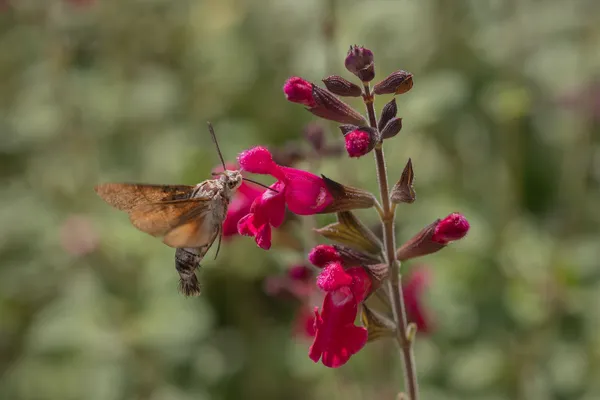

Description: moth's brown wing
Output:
[162,214,217,248]
[94,183,196,212]
[126,199,215,248]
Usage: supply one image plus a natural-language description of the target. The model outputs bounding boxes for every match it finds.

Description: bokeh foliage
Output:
[1,0,599,399]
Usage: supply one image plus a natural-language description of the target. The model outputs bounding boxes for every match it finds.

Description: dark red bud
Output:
[373,70,413,95]
[322,75,363,97]
[378,98,397,132]
[396,213,469,260]
[344,45,375,82]
[283,77,317,106]
[380,117,403,139]
[344,128,378,158]
[308,244,342,268]
[431,213,470,244]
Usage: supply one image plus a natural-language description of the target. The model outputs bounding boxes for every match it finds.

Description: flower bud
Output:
[343,128,377,158]
[380,117,403,139]
[283,76,316,107]
[431,213,470,244]
[309,244,342,268]
[309,86,367,126]
[378,98,397,132]
[373,70,413,95]
[344,130,370,158]
[396,213,469,260]
[322,75,363,97]
[395,220,444,261]
[345,45,375,82]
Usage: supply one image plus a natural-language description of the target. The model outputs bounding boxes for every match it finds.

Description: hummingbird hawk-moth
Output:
[94,123,271,297]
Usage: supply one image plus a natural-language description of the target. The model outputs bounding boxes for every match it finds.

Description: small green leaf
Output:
[315,211,383,255]
[361,304,396,343]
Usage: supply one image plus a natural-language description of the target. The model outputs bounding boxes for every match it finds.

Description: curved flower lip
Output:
[309,292,368,368]
[238,146,285,180]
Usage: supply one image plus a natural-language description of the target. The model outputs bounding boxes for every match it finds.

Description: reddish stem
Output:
[363,83,419,400]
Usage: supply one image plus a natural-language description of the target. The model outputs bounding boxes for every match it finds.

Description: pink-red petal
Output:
[347,267,372,304]
[316,262,353,292]
[308,292,368,368]
[237,146,284,179]
[281,167,333,215]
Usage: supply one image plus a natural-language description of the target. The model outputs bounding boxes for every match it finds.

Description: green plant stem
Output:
[363,83,419,400]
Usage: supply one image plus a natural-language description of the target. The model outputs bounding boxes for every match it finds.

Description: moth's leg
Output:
[174,247,203,296]
[213,225,222,260]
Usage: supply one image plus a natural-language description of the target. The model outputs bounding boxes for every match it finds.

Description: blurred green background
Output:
[1,0,600,399]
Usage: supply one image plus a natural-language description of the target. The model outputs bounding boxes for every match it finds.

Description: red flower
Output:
[309,262,371,368]
[283,77,316,107]
[309,293,367,368]
[344,130,371,158]
[237,146,333,249]
[431,212,470,244]
[403,267,432,333]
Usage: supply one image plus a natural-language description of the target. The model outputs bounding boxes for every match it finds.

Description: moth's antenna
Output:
[243,178,279,193]
[207,122,227,171]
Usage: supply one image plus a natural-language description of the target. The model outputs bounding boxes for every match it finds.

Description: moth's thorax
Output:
[192,170,242,201]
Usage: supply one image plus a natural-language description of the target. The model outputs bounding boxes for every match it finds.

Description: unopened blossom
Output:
[431,213,470,244]
[344,45,375,82]
[283,77,316,107]
[344,130,372,158]
[308,244,343,268]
